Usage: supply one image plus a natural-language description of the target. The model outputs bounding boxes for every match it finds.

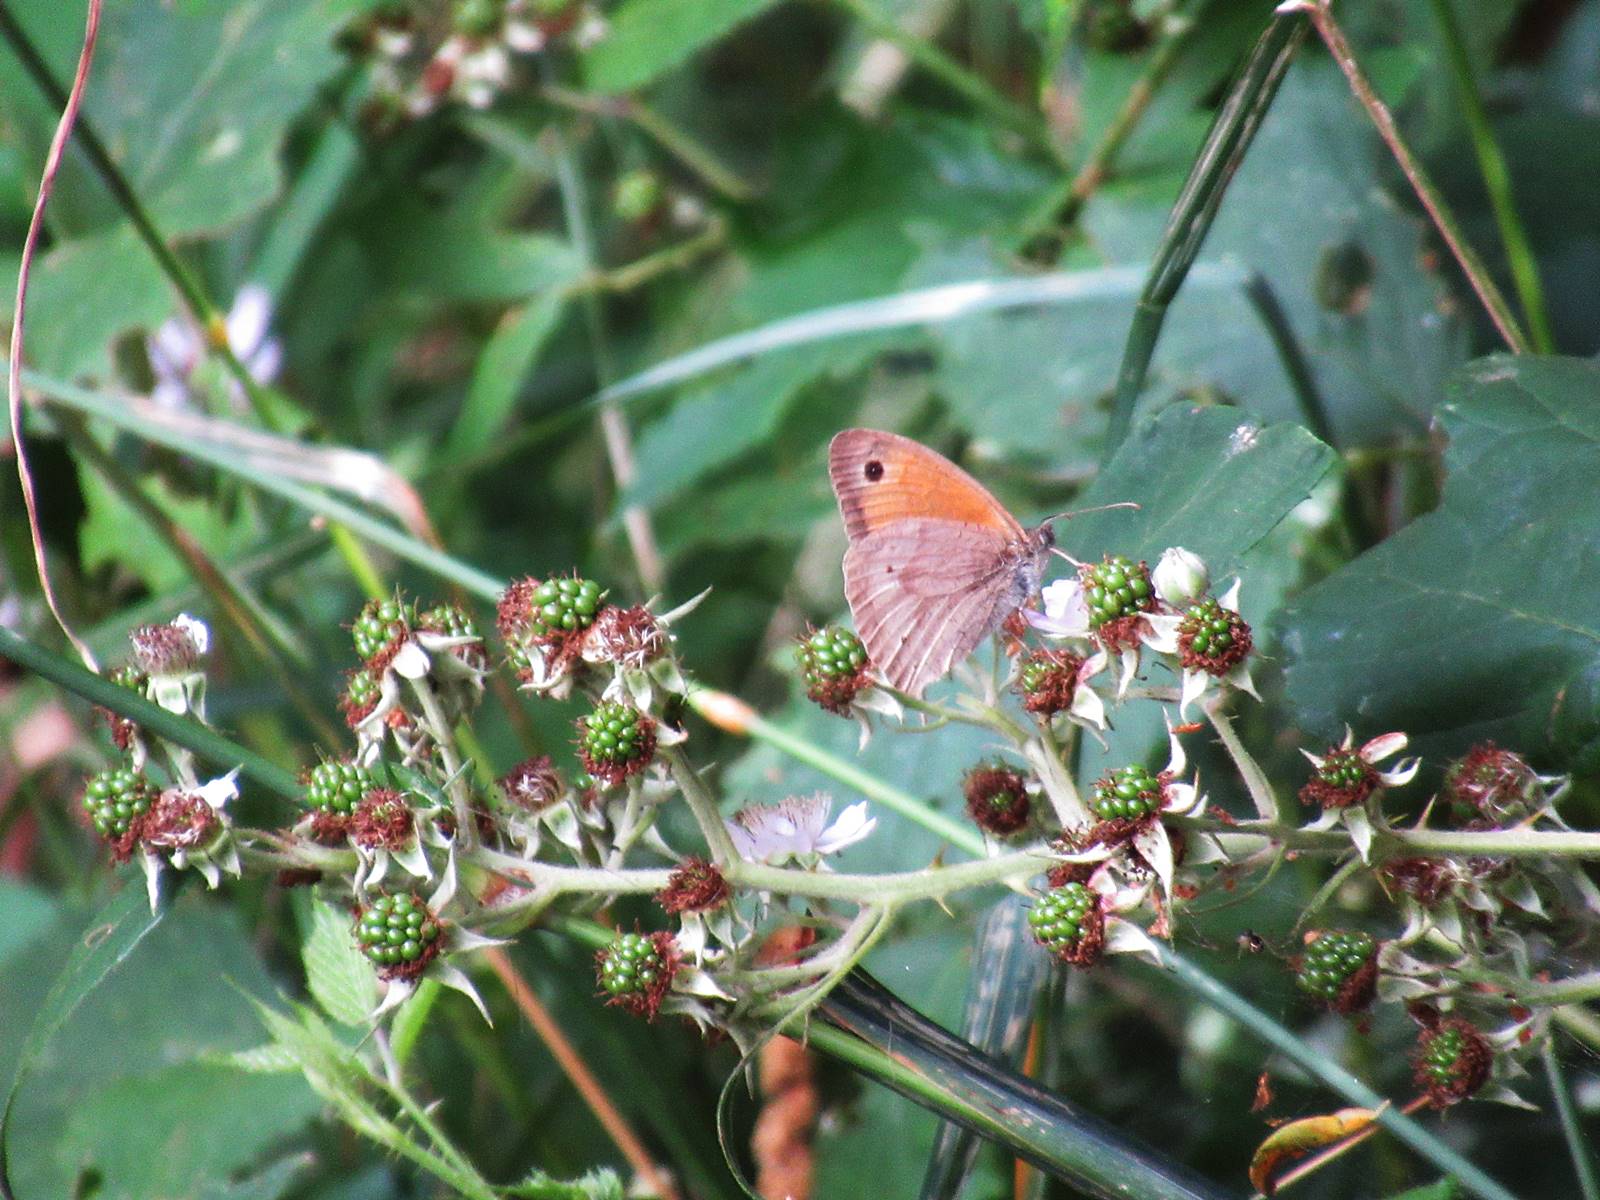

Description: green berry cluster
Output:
[1028,883,1098,956]
[1296,930,1376,1004]
[420,603,478,639]
[340,668,381,726]
[799,627,867,682]
[1177,597,1251,673]
[356,892,442,975]
[1420,1026,1466,1087]
[1091,764,1163,822]
[1019,658,1054,694]
[1299,747,1376,810]
[596,931,675,1016]
[82,767,156,839]
[352,597,416,660]
[578,701,654,783]
[1081,555,1153,629]
[1414,1018,1490,1105]
[305,760,376,815]
[529,577,604,638]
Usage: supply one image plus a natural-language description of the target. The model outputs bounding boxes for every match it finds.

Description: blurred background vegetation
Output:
[1,0,1598,1197]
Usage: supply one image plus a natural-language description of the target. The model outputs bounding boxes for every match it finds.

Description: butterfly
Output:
[828,428,1055,699]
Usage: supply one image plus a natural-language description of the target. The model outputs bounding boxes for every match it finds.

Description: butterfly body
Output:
[828,429,1053,698]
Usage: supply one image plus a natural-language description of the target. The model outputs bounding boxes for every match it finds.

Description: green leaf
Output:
[1062,404,1337,572]
[444,293,569,463]
[54,1063,319,1199]
[1281,355,1600,766]
[300,895,379,1028]
[18,225,169,378]
[0,881,58,968]
[0,883,164,1195]
[0,0,348,239]
[581,0,780,93]
[1383,1181,1461,1200]
[369,199,582,303]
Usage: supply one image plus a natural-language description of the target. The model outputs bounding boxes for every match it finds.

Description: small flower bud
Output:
[1296,929,1377,1013]
[658,857,730,914]
[1017,649,1084,717]
[1442,743,1539,824]
[498,755,564,812]
[1152,547,1208,608]
[1028,882,1105,966]
[129,615,208,676]
[596,930,678,1019]
[961,764,1032,837]
[356,892,443,981]
[349,789,415,851]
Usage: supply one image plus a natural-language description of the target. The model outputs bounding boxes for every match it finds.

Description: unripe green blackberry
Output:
[339,667,382,728]
[98,665,147,750]
[1028,882,1104,965]
[1091,764,1164,822]
[352,597,416,661]
[1177,597,1252,675]
[82,767,156,839]
[1016,649,1084,718]
[1080,555,1154,630]
[529,577,604,637]
[1297,930,1377,1011]
[1298,748,1376,810]
[355,892,442,979]
[577,701,656,786]
[1442,742,1538,825]
[1414,1018,1491,1107]
[798,626,870,713]
[304,760,376,816]
[613,169,664,223]
[596,930,677,1018]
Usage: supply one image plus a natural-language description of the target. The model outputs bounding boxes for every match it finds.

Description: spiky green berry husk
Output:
[1298,748,1377,810]
[1414,1019,1491,1107]
[1177,597,1252,675]
[1080,555,1154,630]
[82,767,156,840]
[1297,930,1378,1012]
[1028,882,1104,965]
[798,626,870,713]
[596,930,677,1018]
[305,760,376,815]
[352,597,416,662]
[529,577,604,638]
[577,701,656,785]
[356,892,443,980]
[1442,742,1539,824]
[1016,649,1083,717]
[1091,764,1164,822]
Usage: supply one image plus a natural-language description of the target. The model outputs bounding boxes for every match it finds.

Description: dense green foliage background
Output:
[1,1,1598,1198]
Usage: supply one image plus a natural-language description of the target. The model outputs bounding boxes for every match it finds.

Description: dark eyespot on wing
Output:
[864,459,884,481]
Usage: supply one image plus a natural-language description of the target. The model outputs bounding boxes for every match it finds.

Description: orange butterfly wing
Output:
[828,429,1036,697]
[828,429,1025,542]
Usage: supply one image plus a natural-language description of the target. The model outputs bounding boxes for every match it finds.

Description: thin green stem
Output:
[1105,10,1306,456]
[1294,0,1529,354]
[1427,0,1553,352]
[1202,695,1278,822]
[1026,11,1196,243]
[1542,1037,1600,1200]
[688,690,985,857]
[1188,815,1600,861]
[661,745,741,864]
[0,625,301,802]
[726,846,1050,904]
[1153,947,1517,1200]
[827,0,1065,167]
[407,676,476,849]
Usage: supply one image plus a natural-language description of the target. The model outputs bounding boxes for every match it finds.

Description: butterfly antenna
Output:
[1041,500,1141,526]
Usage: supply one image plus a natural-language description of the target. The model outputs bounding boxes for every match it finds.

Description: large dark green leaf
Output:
[1280,355,1600,766]
[581,0,781,93]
